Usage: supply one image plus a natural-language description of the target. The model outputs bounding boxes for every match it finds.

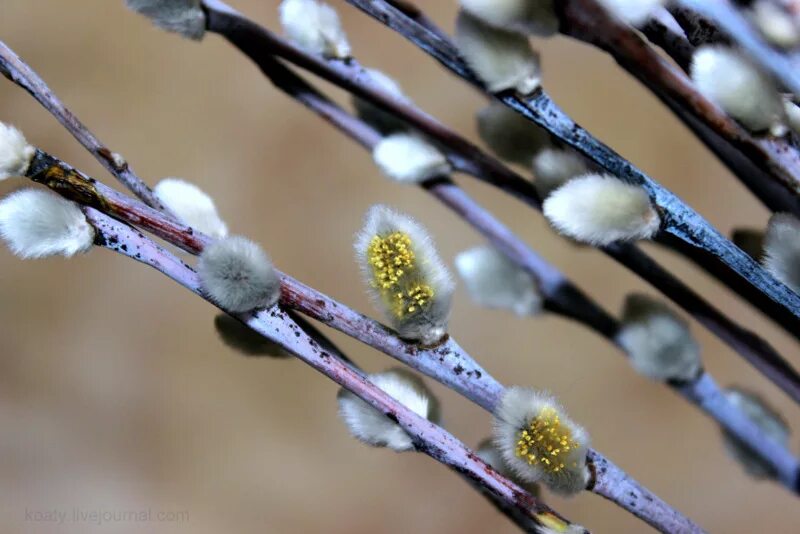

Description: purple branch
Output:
[82,207,568,533]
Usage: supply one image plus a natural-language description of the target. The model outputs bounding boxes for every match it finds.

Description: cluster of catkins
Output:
[1,0,798,522]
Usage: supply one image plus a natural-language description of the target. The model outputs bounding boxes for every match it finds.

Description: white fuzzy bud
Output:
[372,133,451,184]
[784,98,800,134]
[596,0,666,26]
[125,0,205,40]
[455,245,542,316]
[762,212,800,293]
[543,174,661,246]
[198,236,281,312]
[279,0,351,59]
[493,387,590,496]
[532,148,589,198]
[459,0,558,37]
[337,368,440,452]
[691,46,786,135]
[617,294,701,382]
[722,388,789,479]
[352,68,410,134]
[750,1,800,49]
[355,205,455,345]
[476,101,551,165]
[0,188,95,259]
[154,178,228,239]
[732,228,764,261]
[0,123,35,180]
[455,11,541,95]
[214,314,289,357]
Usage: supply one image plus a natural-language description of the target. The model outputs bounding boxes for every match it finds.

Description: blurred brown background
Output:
[1,1,798,532]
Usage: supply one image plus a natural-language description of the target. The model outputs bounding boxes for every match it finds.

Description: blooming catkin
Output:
[458,0,558,37]
[762,213,800,293]
[722,387,790,479]
[197,236,281,312]
[617,294,702,382]
[154,178,228,239]
[279,0,351,59]
[691,46,786,135]
[455,11,541,95]
[476,101,552,165]
[493,387,590,496]
[0,122,35,180]
[372,133,452,184]
[543,174,661,246]
[355,205,454,345]
[337,368,440,452]
[125,0,206,40]
[0,188,95,259]
[455,245,542,317]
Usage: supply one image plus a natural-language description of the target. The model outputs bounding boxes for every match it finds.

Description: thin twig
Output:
[641,8,695,71]
[195,3,800,404]
[27,151,701,533]
[0,41,166,212]
[83,207,568,534]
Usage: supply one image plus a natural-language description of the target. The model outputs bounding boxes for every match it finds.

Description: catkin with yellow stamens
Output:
[355,205,454,345]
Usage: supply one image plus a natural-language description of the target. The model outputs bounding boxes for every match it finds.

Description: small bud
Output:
[731,228,764,261]
[198,236,281,312]
[213,314,289,357]
[154,178,228,239]
[596,0,666,26]
[691,46,786,135]
[532,148,589,198]
[0,188,95,259]
[455,245,542,317]
[493,387,590,496]
[750,1,800,49]
[476,101,551,165]
[459,0,558,37]
[352,68,411,134]
[125,0,205,40]
[543,174,660,246]
[762,213,800,293]
[337,368,440,452]
[722,387,790,479]
[455,11,541,95]
[0,123,35,180]
[617,294,702,382]
[279,0,351,59]
[476,439,540,496]
[372,133,451,184]
[355,205,455,345]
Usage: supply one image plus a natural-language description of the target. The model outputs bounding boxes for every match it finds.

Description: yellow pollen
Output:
[367,232,435,318]
[514,406,579,474]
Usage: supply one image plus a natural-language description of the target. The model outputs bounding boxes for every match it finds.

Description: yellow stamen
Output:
[367,232,435,318]
[514,406,579,475]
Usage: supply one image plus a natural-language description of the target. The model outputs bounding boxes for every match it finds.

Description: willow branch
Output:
[0,41,166,212]
[27,151,700,533]
[641,8,695,71]
[227,53,800,494]
[83,207,566,534]
[197,2,800,404]
[561,0,800,217]
[339,0,800,345]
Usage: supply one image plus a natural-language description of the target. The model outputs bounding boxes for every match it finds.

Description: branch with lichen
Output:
[185,2,800,405]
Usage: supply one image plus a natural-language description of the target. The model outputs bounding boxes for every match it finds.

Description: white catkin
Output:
[691,46,786,135]
[750,1,800,49]
[596,0,666,26]
[543,174,661,246]
[154,178,228,239]
[532,148,589,198]
[617,294,702,382]
[459,0,559,37]
[476,101,552,165]
[0,188,95,259]
[337,368,440,451]
[762,212,800,293]
[352,68,411,134]
[0,123,35,180]
[279,0,351,59]
[493,387,590,496]
[455,245,542,316]
[197,236,281,312]
[372,133,451,184]
[125,0,206,40]
[455,10,541,94]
